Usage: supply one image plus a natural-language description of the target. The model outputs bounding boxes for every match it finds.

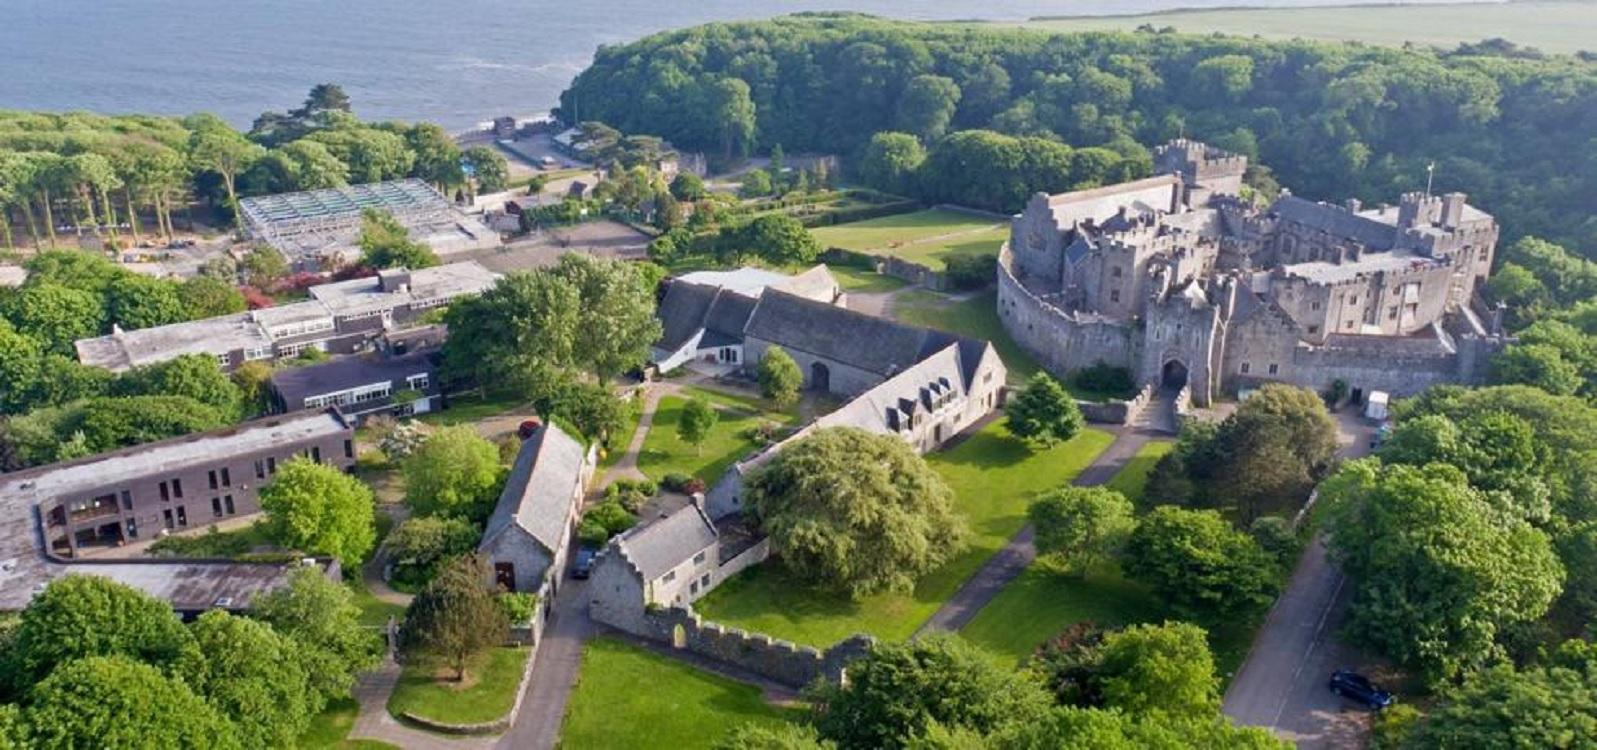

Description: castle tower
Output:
[1154,139,1248,207]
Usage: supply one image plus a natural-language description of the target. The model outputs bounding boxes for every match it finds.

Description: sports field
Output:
[810,209,1009,271]
[1020,1,1595,55]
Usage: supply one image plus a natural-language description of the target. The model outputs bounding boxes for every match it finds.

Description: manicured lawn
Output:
[387,647,529,726]
[695,422,1115,646]
[1020,1,1595,55]
[826,263,908,294]
[1105,441,1174,506]
[961,560,1162,666]
[959,438,1254,681]
[559,638,801,749]
[812,209,1008,271]
[298,697,400,750]
[893,289,1040,384]
[637,387,796,483]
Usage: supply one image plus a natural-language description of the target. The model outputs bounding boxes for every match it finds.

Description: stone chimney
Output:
[1344,198,1362,213]
[377,268,412,293]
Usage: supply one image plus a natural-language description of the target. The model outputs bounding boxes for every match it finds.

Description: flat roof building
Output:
[0,410,355,612]
[75,261,499,373]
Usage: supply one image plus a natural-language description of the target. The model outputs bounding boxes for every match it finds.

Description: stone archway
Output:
[671,623,687,649]
[810,362,831,393]
[1161,359,1189,389]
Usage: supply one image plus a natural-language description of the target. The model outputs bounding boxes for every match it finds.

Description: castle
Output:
[998,139,1509,406]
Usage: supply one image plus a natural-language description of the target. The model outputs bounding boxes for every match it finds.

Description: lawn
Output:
[297,697,399,750]
[418,390,529,428]
[959,437,1252,681]
[812,209,1008,271]
[1018,1,1595,55]
[695,422,1115,646]
[893,289,1040,384]
[559,638,801,749]
[387,647,529,726]
[347,580,405,628]
[637,387,796,483]
[825,263,908,294]
[1105,441,1174,506]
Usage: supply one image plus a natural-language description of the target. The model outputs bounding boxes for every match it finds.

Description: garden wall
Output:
[630,606,874,689]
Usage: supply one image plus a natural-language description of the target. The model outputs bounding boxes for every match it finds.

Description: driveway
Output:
[496,574,596,750]
[1221,412,1380,748]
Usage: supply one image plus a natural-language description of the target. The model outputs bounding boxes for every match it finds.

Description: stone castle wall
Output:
[997,245,1137,379]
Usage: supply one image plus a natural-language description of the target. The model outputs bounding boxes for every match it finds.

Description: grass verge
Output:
[297,697,399,750]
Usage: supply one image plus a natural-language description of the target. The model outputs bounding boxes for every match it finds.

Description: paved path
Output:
[349,654,495,749]
[497,575,596,750]
[1221,412,1380,749]
[915,424,1157,636]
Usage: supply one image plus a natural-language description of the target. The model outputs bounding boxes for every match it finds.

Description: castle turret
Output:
[1154,139,1248,207]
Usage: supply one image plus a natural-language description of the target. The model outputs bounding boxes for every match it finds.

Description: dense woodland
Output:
[559,13,1597,253]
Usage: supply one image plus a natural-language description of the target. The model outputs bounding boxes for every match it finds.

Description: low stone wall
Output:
[821,248,950,291]
[629,606,874,689]
[1079,400,1131,424]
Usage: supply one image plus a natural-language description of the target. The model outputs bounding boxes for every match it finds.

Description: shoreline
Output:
[1024,0,1534,22]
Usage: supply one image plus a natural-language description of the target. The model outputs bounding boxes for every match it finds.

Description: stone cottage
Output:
[478,421,595,594]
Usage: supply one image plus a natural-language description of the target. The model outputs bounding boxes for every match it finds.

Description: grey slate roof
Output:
[1270,196,1395,250]
[480,422,590,556]
[615,503,718,581]
[269,350,438,409]
[655,281,760,354]
[744,290,969,379]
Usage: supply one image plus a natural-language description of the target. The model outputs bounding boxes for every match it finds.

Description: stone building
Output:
[998,139,1508,405]
[478,422,595,595]
[650,265,844,372]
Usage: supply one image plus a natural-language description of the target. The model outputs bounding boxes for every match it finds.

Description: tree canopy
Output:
[1029,486,1135,576]
[357,208,438,270]
[1121,506,1281,622]
[401,555,508,681]
[402,425,505,521]
[259,457,377,565]
[746,427,965,597]
[1323,459,1564,683]
[1006,372,1085,447]
[24,655,241,750]
[757,346,804,407]
[7,575,192,688]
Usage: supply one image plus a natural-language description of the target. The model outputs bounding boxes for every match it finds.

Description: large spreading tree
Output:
[400,555,508,681]
[1028,486,1134,576]
[1121,506,1281,622]
[251,567,382,704]
[6,575,192,688]
[745,427,965,597]
[24,655,241,750]
[403,425,504,521]
[1323,459,1564,683]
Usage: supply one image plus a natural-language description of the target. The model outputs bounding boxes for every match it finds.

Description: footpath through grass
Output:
[387,647,529,726]
[559,638,801,749]
[811,209,1008,270]
[959,436,1251,681]
[638,386,796,483]
[696,422,1114,646]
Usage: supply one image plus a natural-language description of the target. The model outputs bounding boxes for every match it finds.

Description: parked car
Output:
[1329,669,1393,710]
[572,546,598,579]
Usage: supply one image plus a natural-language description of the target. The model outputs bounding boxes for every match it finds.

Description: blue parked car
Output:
[1329,669,1394,710]
[572,546,598,579]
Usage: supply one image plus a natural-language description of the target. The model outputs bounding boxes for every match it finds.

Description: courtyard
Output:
[636,386,798,483]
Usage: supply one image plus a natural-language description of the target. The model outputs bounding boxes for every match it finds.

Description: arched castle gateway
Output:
[997,139,1510,406]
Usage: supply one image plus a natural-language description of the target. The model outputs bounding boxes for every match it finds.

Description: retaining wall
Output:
[629,606,874,689]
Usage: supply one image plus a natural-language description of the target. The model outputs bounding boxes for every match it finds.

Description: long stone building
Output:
[998,139,1510,405]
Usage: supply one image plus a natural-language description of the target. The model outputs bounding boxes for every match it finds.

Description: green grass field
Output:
[297,697,399,750]
[958,436,1251,679]
[559,638,800,749]
[387,647,529,725]
[1105,441,1175,506]
[811,209,1009,270]
[1018,1,1595,55]
[637,387,796,483]
[893,289,1041,386]
[826,263,910,294]
[695,422,1114,646]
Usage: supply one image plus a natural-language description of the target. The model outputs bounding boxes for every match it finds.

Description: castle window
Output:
[1241,362,1251,374]
[1268,363,1280,375]
[1311,302,1321,311]
[1308,325,1319,334]
[1344,321,1354,330]
[1110,290,1121,303]
[1387,306,1399,320]
[1111,267,1123,278]
[1349,295,1358,304]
